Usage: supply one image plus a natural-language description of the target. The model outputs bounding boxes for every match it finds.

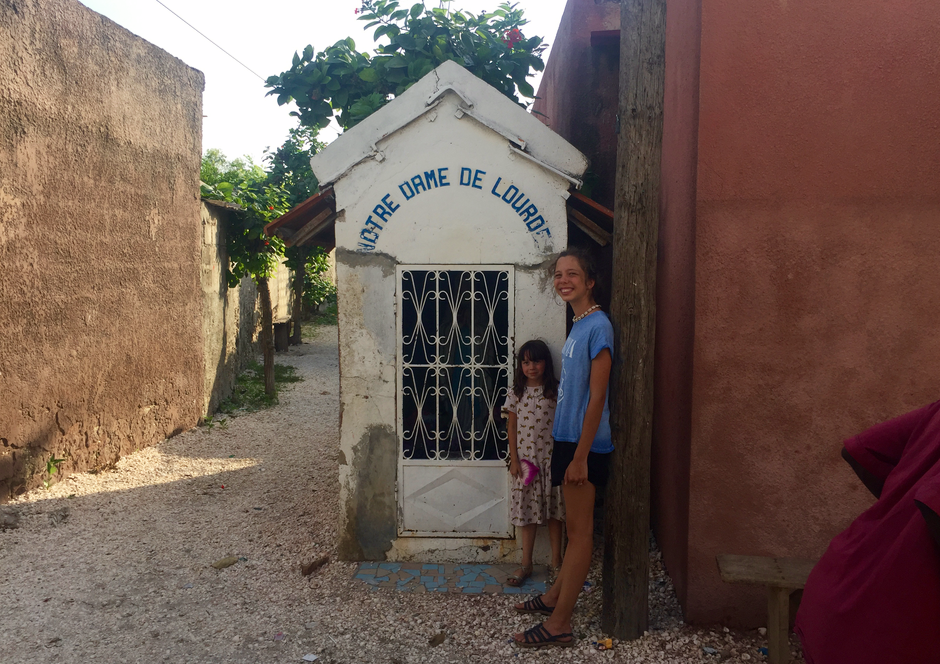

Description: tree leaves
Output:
[264,0,545,133]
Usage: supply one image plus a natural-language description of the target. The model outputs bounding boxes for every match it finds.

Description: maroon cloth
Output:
[795,400,940,664]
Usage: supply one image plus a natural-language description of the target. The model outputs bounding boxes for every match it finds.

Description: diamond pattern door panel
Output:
[401,464,510,536]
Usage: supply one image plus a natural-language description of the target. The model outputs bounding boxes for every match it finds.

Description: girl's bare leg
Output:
[514,482,594,641]
[513,524,537,576]
[548,518,564,569]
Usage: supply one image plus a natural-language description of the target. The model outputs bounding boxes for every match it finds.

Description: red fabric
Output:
[795,401,940,664]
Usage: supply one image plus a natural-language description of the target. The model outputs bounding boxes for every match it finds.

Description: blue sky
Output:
[77,0,568,165]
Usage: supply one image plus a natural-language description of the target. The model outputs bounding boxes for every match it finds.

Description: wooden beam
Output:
[568,208,612,246]
[602,0,666,641]
[265,187,334,235]
[569,189,614,223]
[287,208,335,247]
[716,555,816,588]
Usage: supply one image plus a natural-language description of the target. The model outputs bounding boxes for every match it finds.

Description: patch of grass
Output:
[302,301,338,340]
[312,301,337,326]
[217,361,303,415]
[200,414,227,432]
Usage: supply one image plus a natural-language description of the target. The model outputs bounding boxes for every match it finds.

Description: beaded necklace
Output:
[572,304,601,323]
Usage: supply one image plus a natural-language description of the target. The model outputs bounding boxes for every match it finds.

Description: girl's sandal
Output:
[506,565,533,587]
[514,595,554,615]
[514,623,575,649]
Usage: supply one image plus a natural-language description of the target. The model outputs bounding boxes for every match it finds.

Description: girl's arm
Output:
[565,348,612,485]
[506,411,521,478]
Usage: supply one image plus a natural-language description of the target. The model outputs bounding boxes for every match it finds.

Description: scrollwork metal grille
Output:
[399,268,512,462]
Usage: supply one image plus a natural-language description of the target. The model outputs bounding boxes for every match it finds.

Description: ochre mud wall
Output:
[0,0,205,499]
[200,202,261,416]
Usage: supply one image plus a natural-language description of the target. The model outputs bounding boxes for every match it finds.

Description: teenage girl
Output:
[512,248,614,648]
[501,339,565,587]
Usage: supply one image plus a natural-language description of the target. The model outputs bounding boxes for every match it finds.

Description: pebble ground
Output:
[0,325,804,663]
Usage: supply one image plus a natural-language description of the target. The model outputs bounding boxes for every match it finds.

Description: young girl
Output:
[501,340,565,587]
[512,248,614,649]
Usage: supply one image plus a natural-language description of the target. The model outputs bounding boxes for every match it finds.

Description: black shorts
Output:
[550,441,611,488]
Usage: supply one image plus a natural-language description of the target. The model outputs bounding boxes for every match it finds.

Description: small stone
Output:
[0,509,20,530]
[301,555,329,576]
[302,656,319,662]
[428,632,446,647]
[49,507,70,527]
[758,627,767,636]
[211,556,239,569]
[703,646,718,655]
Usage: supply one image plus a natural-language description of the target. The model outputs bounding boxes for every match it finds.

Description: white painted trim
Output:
[454,106,527,152]
[509,146,583,189]
[311,61,588,188]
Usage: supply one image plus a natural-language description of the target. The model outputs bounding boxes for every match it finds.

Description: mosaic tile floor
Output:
[354,562,549,595]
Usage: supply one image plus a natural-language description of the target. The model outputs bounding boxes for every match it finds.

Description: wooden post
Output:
[290,249,307,345]
[601,0,667,640]
[767,587,790,664]
[257,276,276,397]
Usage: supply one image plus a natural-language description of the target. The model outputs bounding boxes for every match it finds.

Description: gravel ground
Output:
[0,325,804,663]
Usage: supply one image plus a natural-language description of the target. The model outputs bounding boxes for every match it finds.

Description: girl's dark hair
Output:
[553,246,605,307]
[512,339,558,400]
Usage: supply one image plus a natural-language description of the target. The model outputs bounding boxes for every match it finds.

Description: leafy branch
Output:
[265,1,545,132]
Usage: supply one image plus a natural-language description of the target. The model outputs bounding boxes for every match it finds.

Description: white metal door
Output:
[398,266,513,537]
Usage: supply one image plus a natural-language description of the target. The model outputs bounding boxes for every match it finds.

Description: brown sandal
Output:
[506,565,533,587]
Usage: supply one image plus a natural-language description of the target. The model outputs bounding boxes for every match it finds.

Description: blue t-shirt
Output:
[552,311,614,453]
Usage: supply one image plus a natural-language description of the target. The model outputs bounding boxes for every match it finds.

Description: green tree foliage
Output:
[201,177,288,288]
[265,1,545,132]
[303,248,337,309]
[263,125,325,208]
[261,128,332,342]
[201,171,289,397]
[201,148,266,188]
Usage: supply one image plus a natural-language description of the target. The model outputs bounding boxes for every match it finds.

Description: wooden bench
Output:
[716,554,817,664]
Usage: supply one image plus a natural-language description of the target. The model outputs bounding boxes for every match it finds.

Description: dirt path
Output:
[0,326,796,663]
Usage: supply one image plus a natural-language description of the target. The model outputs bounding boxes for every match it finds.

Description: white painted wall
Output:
[316,63,586,562]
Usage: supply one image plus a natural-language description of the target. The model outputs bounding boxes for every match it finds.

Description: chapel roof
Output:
[308,60,589,188]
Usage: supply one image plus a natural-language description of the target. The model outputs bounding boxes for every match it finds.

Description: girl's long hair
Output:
[512,339,558,400]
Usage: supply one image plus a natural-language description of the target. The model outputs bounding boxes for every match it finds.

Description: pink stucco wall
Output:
[534,0,940,627]
[533,0,620,209]
[652,0,702,611]
[688,0,940,625]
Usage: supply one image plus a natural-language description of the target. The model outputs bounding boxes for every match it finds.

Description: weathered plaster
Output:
[319,63,585,561]
[200,202,261,415]
[338,424,398,560]
[0,0,204,498]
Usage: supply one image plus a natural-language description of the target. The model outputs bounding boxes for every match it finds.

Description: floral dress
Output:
[502,386,565,526]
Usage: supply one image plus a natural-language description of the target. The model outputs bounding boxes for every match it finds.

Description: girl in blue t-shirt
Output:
[512,248,614,649]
